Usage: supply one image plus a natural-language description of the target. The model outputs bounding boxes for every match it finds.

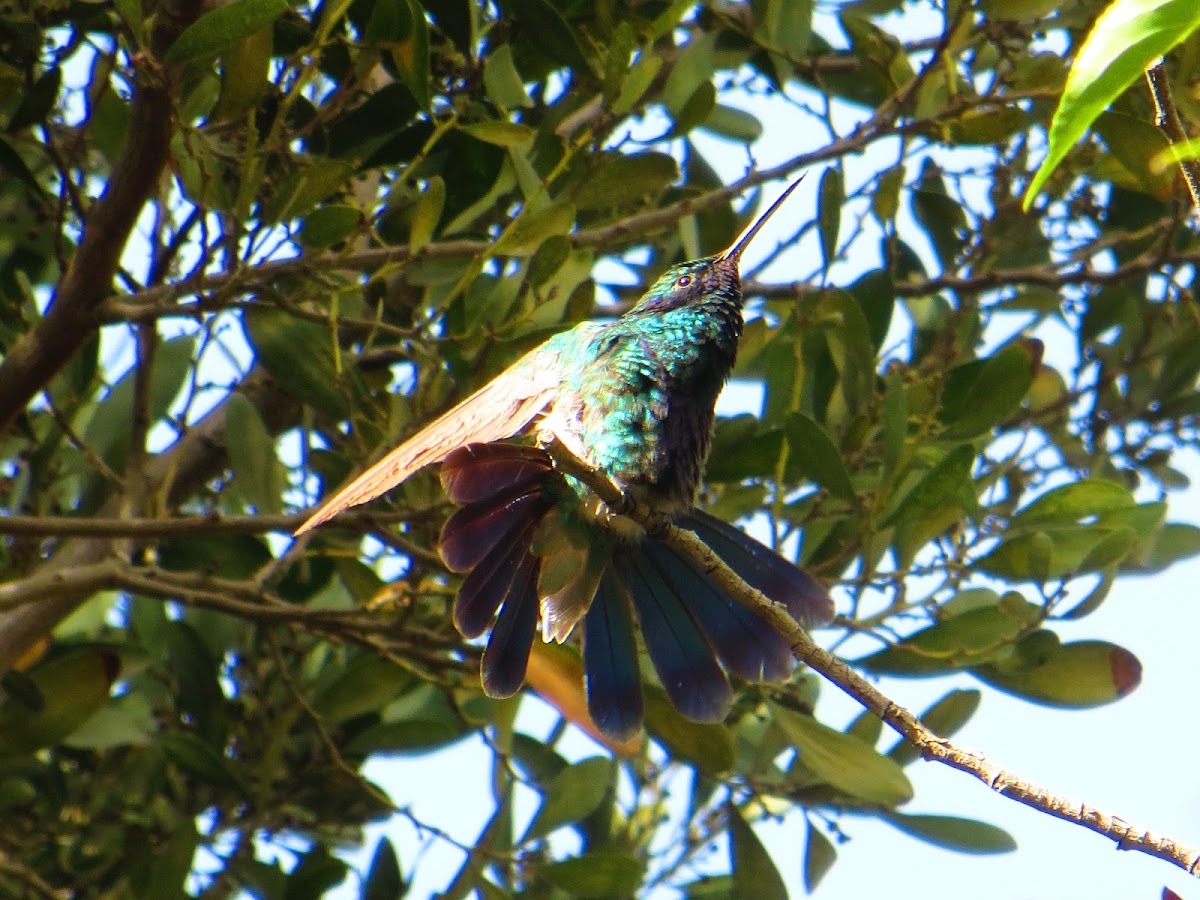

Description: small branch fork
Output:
[544,438,1200,879]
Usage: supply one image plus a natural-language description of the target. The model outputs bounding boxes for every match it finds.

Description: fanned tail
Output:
[295,347,563,535]
[433,443,836,741]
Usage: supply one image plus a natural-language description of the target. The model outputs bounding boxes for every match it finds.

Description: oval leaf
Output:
[882,812,1016,855]
[165,0,288,66]
[772,703,913,806]
[973,638,1142,708]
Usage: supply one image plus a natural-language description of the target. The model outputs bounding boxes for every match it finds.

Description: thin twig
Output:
[1145,61,1200,210]
[0,509,433,538]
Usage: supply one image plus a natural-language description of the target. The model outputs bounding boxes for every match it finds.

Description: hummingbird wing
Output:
[294,345,565,534]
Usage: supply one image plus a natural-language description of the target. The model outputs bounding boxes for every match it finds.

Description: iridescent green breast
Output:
[560,264,743,506]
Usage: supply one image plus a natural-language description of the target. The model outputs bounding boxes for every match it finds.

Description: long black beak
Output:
[717,173,806,266]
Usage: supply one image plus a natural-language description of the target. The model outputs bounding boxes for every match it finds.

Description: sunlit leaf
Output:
[1024,0,1200,205]
[773,703,913,805]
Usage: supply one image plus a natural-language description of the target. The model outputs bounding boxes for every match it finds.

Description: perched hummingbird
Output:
[296,176,835,739]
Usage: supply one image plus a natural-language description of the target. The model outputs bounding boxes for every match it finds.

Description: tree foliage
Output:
[1,0,1199,896]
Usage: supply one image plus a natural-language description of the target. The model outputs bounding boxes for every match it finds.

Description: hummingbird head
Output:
[626,174,805,317]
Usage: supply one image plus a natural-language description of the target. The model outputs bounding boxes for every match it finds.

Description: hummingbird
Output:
[296,175,835,739]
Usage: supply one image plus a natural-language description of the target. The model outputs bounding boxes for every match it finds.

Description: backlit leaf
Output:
[1024,0,1200,205]
[773,703,913,805]
[729,805,787,900]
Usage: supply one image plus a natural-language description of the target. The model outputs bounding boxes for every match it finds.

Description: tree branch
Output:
[0,509,435,538]
[0,367,298,673]
[544,439,1200,879]
[0,1,204,434]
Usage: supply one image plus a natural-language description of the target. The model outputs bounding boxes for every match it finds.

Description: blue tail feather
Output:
[678,509,835,628]
[582,569,643,740]
[480,551,540,698]
[615,549,732,723]
[441,443,553,505]
[440,487,545,573]
[641,538,794,682]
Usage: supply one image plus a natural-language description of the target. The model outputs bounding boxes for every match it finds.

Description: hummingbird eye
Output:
[676,274,693,287]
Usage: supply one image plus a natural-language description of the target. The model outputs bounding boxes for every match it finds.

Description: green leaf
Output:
[859,594,1042,675]
[165,0,288,66]
[700,104,763,143]
[973,635,1143,708]
[538,850,643,897]
[644,688,735,775]
[362,838,405,900]
[388,0,432,109]
[882,812,1016,855]
[848,268,895,353]
[772,703,913,806]
[887,689,981,766]
[669,81,718,137]
[755,0,815,58]
[612,54,663,116]
[312,653,415,723]
[264,158,356,223]
[300,205,361,249]
[494,201,575,255]
[911,159,966,266]
[82,335,196,474]
[803,821,837,892]
[938,343,1038,439]
[64,692,157,751]
[212,21,273,121]
[1024,0,1200,206]
[483,43,532,108]
[664,32,717,114]
[1010,478,1138,529]
[285,846,349,900]
[523,757,612,840]
[226,392,283,514]
[0,135,47,198]
[1094,111,1175,198]
[880,370,907,478]
[243,308,361,418]
[1124,522,1200,573]
[163,621,227,745]
[575,153,680,210]
[729,805,788,900]
[503,0,597,76]
[783,412,856,501]
[883,444,975,527]
[409,177,445,251]
[159,732,244,790]
[817,289,877,414]
[458,121,536,148]
[0,647,119,756]
[817,167,843,270]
